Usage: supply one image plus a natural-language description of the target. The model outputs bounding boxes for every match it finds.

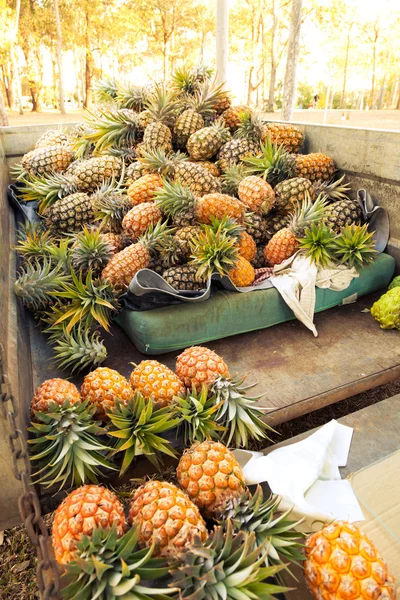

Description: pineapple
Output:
[298,222,337,267]
[174,225,202,258]
[107,394,180,474]
[52,485,126,564]
[128,480,208,557]
[245,212,269,245]
[174,385,225,445]
[127,173,163,206]
[73,155,122,193]
[264,210,292,241]
[122,203,162,240]
[176,440,246,518]
[92,181,132,233]
[29,399,114,490]
[45,192,93,233]
[274,176,315,212]
[189,160,221,177]
[21,144,73,176]
[221,163,252,197]
[196,192,246,224]
[129,360,185,406]
[238,175,275,214]
[222,104,251,131]
[176,346,230,391]
[228,255,256,286]
[238,230,257,261]
[100,231,130,253]
[209,216,257,262]
[333,223,377,270]
[31,378,81,415]
[170,521,288,599]
[81,108,140,152]
[35,129,71,148]
[252,245,267,269]
[264,195,329,266]
[292,152,336,182]
[371,287,400,330]
[19,171,79,214]
[174,80,225,148]
[263,122,304,153]
[101,221,167,290]
[304,521,396,600]
[325,197,363,233]
[162,264,206,291]
[71,226,114,273]
[213,88,232,114]
[186,121,231,160]
[217,137,260,172]
[244,138,291,186]
[142,84,178,153]
[126,160,149,182]
[81,366,134,421]
[14,259,71,313]
[62,525,174,600]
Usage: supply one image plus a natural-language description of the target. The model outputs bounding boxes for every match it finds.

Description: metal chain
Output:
[0,343,61,599]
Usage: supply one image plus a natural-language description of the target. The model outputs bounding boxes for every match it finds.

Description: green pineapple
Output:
[244,138,291,185]
[71,227,114,273]
[325,197,363,233]
[51,327,107,373]
[19,172,79,214]
[20,144,73,177]
[245,212,269,244]
[298,222,337,267]
[186,120,231,160]
[371,287,400,330]
[45,192,94,233]
[142,84,179,152]
[333,223,377,270]
[73,155,123,193]
[14,259,70,313]
[274,177,315,212]
[162,264,206,291]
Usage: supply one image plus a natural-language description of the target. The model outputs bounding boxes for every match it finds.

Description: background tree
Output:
[282,0,303,120]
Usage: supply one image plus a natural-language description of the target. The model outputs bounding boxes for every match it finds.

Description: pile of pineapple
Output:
[13,65,378,373]
[29,345,396,600]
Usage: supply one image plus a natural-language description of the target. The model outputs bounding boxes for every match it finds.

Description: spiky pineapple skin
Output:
[45,192,93,233]
[237,231,257,261]
[195,193,246,225]
[175,109,205,148]
[143,121,172,153]
[264,122,304,153]
[245,213,269,245]
[127,173,163,206]
[264,227,297,266]
[293,153,335,182]
[101,243,151,290]
[130,360,185,406]
[174,161,221,196]
[31,378,81,416]
[252,245,267,269]
[122,204,162,240]
[35,130,71,148]
[73,155,122,192]
[228,256,255,286]
[162,264,205,291]
[126,161,150,182]
[175,226,202,258]
[217,138,260,172]
[264,211,292,241]
[274,177,315,212]
[81,367,134,420]
[325,198,363,233]
[176,346,230,391]
[186,125,230,160]
[222,105,251,131]
[238,175,275,214]
[191,161,221,177]
[304,521,396,600]
[128,480,207,557]
[52,485,126,564]
[176,440,246,518]
[22,144,73,176]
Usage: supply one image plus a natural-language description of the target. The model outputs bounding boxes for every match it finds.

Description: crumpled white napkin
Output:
[270,253,359,336]
[233,419,365,529]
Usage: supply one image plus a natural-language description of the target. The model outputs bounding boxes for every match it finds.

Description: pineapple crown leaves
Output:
[289,193,330,235]
[155,233,186,268]
[16,219,45,241]
[117,83,153,112]
[173,385,225,446]
[28,399,115,491]
[216,486,305,576]
[313,173,352,202]
[208,215,244,240]
[221,163,252,196]
[92,75,120,103]
[244,138,291,186]
[48,269,119,333]
[62,525,177,600]
[297,222,338,267]
[144,83,180,123]
[107,394,181,476]
[82,108,141,152]
[189,223,239,281]
[171,63,214,96]
[170,520,289,600]
[138,148,186,178]
[14,258,71,313]
[14,227,54,263]
[210,375,274,448]
[332,223,377,271]
[183,79,226,115]
[70,226,114,273]
[19,172,79,214]
[46,238,73,273]
[92,180,132,233]
[139,220,174,253]
[234,110,266,141]
[154,179,197,219]
[50,327,107,374]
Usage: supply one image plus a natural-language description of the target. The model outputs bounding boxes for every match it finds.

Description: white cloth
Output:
[233,420,365,530]
[270,253,359,336]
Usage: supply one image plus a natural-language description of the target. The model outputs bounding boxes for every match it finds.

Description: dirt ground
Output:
[3,108,400,130]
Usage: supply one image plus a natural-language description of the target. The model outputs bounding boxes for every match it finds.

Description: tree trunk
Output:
[390,77,399,109]
[11,0,23,115]
[396,91,400,110]
[369,32,378,109]
[162,36,168,81]
[0,89,9,125]
[282,0,303,121]
[267,0,278,112]
[340,24,352,110]
[54,0,66,114]
[84,12,93,108]
[29,81,41,112]
[1,66,13,108]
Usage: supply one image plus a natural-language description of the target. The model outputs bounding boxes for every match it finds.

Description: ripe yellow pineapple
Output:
[304,521,396,600]
[196,192,246,225]
[31,378,81,416]
[222,105,251,131]
[52,484,126,564]
[176,346,230,391]
[127,173,163,206]
[176,440,246,518]
[130,360,185,406]
[128,480,207,557]
[264,194,328,266]
[122,203,162,240]
[238,231,257,262]
[263,122,304,153]
[293,153,336,182]
[81,367,134,420]
[190,160,221,177]
[228,255,255,286]
[101,232,130,253]
[238,175,275,214]
[274,177,315,212]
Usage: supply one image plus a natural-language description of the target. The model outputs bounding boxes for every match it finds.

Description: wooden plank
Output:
[29,292,400,428]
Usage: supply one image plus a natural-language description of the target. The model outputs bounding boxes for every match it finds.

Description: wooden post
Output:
[216,0,229,85]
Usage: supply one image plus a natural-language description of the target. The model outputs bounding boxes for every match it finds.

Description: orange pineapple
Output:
[304,521,396,600]
[101,232,130,253]
[127,173,163,206]
[176,346,230,391]
[128,480,207,557]
[176,440,246,518]
[293,152,336,182]
[81,367,133,420]
[263,122,305,153]
[222,105,251,131]
[31,378,81,416]
[228,255,255,286]
[130,360,185,406]
[238,175,275,214]
[238,231,257,262]
[122,203,162,240]
[196,193,246,225]
[52,485,126,564]
[264,194,328,266]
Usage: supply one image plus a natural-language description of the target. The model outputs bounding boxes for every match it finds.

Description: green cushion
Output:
[116,253,395,355]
